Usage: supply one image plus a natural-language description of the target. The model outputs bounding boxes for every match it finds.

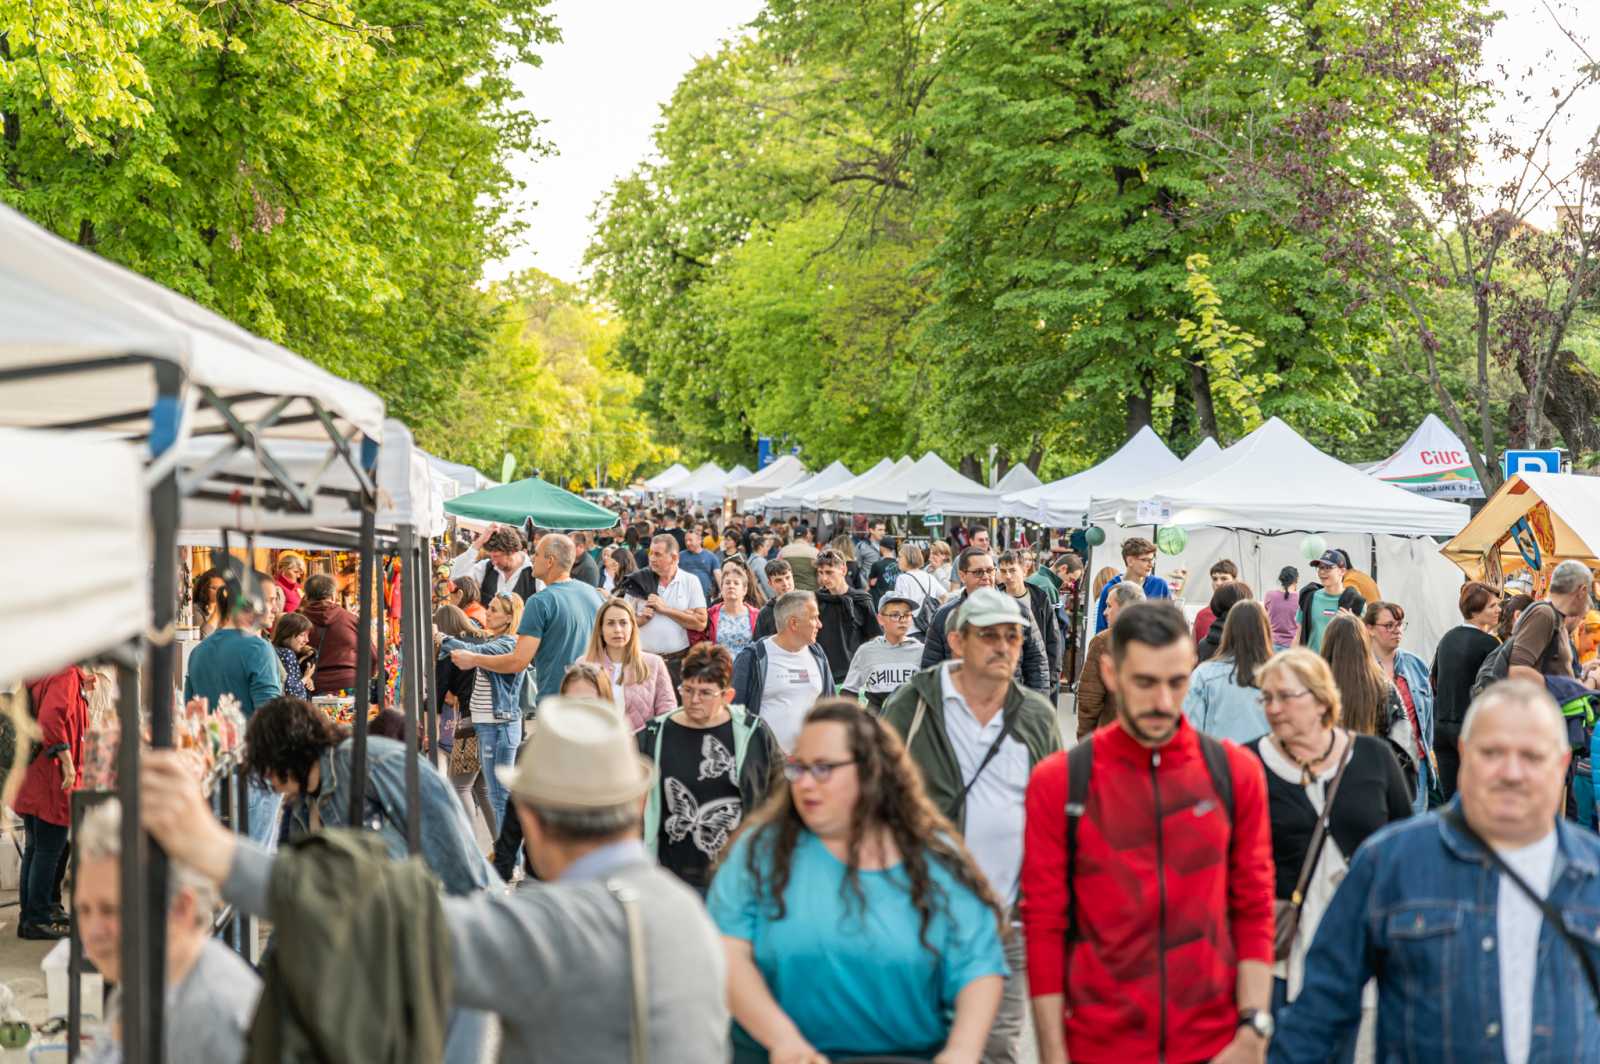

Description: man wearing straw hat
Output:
[138,697,728,1063]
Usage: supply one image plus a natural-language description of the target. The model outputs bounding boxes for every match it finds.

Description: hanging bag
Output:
[1274,736,1353,961]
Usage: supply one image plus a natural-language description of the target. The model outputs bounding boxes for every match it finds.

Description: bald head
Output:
[539,533,576,575]
[1458,679,1570,848]
[1460,679,1565,751]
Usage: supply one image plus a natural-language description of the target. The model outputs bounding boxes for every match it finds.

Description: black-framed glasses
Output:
[784,758,857,783]
[881,610,914,622]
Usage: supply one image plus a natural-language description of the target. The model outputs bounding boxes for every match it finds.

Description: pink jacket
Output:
[589,652,678,732]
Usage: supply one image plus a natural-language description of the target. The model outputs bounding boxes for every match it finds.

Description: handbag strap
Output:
[906,697,928,749]
[956,705,1019,808]
[1287,734,1354,909]
[606,877,650,1064]
[1445,808,1600,1014]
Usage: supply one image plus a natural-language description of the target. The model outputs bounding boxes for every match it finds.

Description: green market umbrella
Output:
[444,476,619,531]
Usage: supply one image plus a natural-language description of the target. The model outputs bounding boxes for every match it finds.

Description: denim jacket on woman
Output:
[1271,799,1600,1062]
[437,634,524,722]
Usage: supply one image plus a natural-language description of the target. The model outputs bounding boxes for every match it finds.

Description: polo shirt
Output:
[635,568,707,656]
[677,547,720,598]
[519,578,606,699]
[939,662,1031,907]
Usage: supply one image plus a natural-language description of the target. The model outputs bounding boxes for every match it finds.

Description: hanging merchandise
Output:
[1083,526,1106,547]
[1300,534,1327,561]
[1156,526,1188,555]
[1509,516,1543,573]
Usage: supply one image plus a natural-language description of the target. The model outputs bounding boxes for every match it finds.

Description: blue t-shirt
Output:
[1093,573,1172,633]
[517,579,604,699]
[677,547,721,598]
[183,629,282,716]
[707,830,1008,1060]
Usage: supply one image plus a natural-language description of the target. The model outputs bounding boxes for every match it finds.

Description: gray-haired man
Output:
[733,589,834,752]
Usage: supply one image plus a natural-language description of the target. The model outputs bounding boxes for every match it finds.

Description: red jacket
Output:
[1021,717,1274,1063]
[14,667,89,826]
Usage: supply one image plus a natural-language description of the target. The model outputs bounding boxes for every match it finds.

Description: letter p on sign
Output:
[1503,449,1562,478]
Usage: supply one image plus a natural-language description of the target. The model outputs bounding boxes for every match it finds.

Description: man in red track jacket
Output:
[1022,602,1275,1064]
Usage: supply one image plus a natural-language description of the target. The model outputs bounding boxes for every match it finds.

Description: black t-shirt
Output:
[1430,625,1502,732]
[656,717,743,889]
[665,527,688,551]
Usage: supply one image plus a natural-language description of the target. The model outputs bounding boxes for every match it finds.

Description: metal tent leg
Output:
[349,498,377,827]
[398,526,422,854]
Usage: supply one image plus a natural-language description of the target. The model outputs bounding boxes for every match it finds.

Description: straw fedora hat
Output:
[495,696,655,809]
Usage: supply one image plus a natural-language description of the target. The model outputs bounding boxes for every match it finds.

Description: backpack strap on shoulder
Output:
[1064,738,1094,948]
[1197,732,1234,823]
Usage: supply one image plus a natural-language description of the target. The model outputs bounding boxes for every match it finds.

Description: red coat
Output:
[14,667,88,827]
[1021,717,1274,1064]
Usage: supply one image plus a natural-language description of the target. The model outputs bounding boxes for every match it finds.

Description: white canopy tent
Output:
[667,461,731,510]
[805,458,893,510]
[642,463,692,492]
[753,460,855,513]
[427,454,496,497]
[995,464,1042,493]
[1366,413,1485,499]
[818,456,914,511]
[1001,426,1183,524]
[1084,419,1470,656]
[0,428,150,687]
[730,454,808,508]
[900,454,1007,517]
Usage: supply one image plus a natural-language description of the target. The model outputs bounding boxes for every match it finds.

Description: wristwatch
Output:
[1239,1008,1274,1040]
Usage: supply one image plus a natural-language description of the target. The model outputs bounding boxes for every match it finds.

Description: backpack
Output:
[1472,601,1565,697]
[908,572,944,635]
[1063,732,1234,954]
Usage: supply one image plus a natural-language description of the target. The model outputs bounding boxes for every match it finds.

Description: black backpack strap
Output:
[1198,732,1234,823]
[1064,738,1095,953]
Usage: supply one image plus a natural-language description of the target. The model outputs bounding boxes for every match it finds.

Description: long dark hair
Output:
[1216,600,1273,688]
[243,696,348,795]
[725,699,1007,953]
[1320,614,1387,735]
[271,612,314,651]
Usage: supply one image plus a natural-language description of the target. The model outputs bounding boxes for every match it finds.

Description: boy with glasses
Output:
[1093,536,1172,634]
[842,592,926,710]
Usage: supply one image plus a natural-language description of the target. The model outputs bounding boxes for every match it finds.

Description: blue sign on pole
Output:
[1502,449,1562,479]
[758,436,773,469]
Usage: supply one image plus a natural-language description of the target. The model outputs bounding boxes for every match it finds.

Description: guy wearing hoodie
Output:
[813,548,882,681]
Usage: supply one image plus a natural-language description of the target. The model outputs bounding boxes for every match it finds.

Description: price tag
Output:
[1135,500,1172,524]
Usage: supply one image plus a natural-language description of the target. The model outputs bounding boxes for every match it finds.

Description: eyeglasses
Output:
[680,684,724,703]
[1260,688,1312,706]
[881,610,913,622]
[783,758,857,783]
[1374,622,1406,632]
[963,566,996,577]
[971,626,1024,646]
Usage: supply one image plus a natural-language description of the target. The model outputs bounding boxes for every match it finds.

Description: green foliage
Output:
[1173,255,1272,434]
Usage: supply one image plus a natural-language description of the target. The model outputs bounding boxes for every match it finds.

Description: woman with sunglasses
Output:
[708,698,1007,1064]
[1364,600,1435,814]
[1249,649,1410,1063]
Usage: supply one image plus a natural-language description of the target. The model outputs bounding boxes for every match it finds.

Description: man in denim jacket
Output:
[1273,680,1600,1062]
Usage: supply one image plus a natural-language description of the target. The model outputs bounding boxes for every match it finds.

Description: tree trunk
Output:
[1125,386,1153,438]
[958,454,983,483]
[1189,359,1219,441]
[1024,443,1044,474]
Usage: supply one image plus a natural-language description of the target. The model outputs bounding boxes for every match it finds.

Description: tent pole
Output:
[420,541,439,763]
[348,483,378,827]
[399,525,423,854]
[374,552,387,709]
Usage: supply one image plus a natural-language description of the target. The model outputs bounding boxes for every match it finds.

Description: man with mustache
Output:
[1021,601,1275,1064]
[1271,679,1600,1062]
[883,588,1062,1063]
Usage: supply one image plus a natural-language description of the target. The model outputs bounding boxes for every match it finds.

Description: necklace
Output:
[1278,728,1337,786]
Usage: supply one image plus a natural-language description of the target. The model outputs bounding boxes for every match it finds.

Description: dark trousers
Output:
[1435,729,1461,801]
[20,814,69,927]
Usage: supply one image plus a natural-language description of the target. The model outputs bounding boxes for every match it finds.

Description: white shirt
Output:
[1498,830,1558,1064]
[632,568,706,655]
[939,662,1031,907]
[892,569,945,612]
[756,637,823,752]
[449,550,533,596]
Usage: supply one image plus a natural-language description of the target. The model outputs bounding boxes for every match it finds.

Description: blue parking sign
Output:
[1502,449,1562,478]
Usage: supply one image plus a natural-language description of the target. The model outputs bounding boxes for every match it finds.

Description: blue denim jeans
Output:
[246,777,285,850]
[476,719,522,836]
[19,814,69,927]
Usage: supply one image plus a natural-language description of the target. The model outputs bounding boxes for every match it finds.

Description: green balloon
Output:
[501,452,517,483]
[1301,534,1327,561]
[1083,526,1106,547]
[1156,526,1188,555]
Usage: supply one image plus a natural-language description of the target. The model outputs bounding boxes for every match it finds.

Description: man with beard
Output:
[1021,602,1275,1064]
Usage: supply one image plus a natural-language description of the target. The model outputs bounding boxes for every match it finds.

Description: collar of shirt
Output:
[493,556,531,586]
[559,838,651,883]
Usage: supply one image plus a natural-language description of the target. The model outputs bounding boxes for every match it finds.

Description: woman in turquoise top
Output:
[708,698,1008,1064]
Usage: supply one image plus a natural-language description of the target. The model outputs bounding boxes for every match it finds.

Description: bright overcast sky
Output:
[490,1,1587,286]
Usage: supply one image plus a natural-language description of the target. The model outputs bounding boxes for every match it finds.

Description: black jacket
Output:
[754,601,777,641]
[732,637,835,719]
[918,591,1051,693]
[815,587,882,680]
[1017,582,1061,687]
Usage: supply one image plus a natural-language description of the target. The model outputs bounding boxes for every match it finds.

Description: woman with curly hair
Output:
[707,698,1008,1064]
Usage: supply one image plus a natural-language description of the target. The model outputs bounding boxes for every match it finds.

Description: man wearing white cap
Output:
[138,697,728,1064]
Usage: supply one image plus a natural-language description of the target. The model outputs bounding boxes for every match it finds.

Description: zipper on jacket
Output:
[1151,749,1167,1064]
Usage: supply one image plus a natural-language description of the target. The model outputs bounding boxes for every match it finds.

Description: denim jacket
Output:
[437,634,524,722]
[1394,649,1437,808]
[287,736,496,896]
[1271,800,1600,1063]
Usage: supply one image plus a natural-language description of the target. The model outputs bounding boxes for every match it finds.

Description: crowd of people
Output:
[23,500,1600,1063]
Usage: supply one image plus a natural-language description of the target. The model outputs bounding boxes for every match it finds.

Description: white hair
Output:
[1460,679,1566,751]
[773,590,816,629]
[1550,559,1594,597]
[1108,582,1147,609]
[77,800,219,929]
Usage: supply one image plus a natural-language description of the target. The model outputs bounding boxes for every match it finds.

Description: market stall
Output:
[817,456,913,512]
[729,454,808,511]
[664,461,730,510]
[444,475,620,530]
[1366,413,1485,499]
[749,459,854,515]
[1441,472,1600,582]
[641,462,691,493]
[1000,426,1186,523]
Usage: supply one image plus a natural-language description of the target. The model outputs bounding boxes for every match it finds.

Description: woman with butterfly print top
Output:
[637,643,782,893]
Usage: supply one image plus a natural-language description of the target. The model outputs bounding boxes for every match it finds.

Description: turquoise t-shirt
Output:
[707,830,1008,1061]
[1302,588,1342,651]
[517,578,604,699]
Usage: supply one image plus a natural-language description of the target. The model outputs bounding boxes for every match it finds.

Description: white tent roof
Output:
[1441,472,1600,576]
[1001,426,1182,524]
[427,454,496,497]
[729,454,808,506]
[1367,414,1484,499]
[818,456,913,511]
[859,453,986,516]
[178,419,449,538]
[806,458,893,510]
[642,463,691,491]
[1,428,149,686]
[725,464,754,483]
[995,464,1042,493]
[0,204,384,444]
[753,460,855,512]
[1088,417,1470,535]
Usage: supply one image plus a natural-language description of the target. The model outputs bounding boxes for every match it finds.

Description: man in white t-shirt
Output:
[1273,679,1600,1063]
[628,533,708,687]
[731,590,832,752]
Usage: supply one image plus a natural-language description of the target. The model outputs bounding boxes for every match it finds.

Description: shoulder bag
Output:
[1274,735,1353,961]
